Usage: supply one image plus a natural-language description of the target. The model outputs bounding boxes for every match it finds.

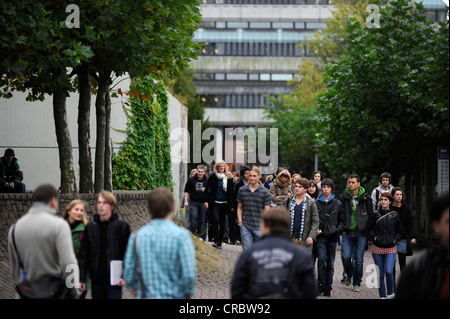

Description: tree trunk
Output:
[94,71,110,193]
[53,88,77,193]
[77,64,93,193]
[104,85,113,191]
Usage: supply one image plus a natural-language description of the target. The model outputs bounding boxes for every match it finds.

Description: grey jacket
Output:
[283,196,319,252]
[8,203,80,297]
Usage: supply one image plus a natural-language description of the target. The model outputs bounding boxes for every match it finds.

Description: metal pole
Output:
[312,145,321,172]
[314,153,318,172]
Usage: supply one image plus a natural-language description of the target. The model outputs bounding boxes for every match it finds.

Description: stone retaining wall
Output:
[0,191,152,299]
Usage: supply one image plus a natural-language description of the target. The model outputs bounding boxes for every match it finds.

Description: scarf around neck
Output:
[216,173,228,192]
[276,178,289,189]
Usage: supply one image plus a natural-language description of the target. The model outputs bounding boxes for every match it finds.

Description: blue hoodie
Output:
[316,193,345,240]
[317,193,335,203]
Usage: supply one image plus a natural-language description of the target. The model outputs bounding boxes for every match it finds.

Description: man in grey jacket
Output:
[8,184,80,298]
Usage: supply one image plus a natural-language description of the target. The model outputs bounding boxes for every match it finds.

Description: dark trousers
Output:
[188,201,207,239]
[316,239,337,290]
[0,181,26,193]
[212,203,235,245]
[91,283,122,299]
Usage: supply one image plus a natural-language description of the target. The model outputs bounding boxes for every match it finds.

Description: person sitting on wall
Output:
[0,148,26,193]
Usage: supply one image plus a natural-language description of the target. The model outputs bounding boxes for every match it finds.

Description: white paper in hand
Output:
[110,260,123,286]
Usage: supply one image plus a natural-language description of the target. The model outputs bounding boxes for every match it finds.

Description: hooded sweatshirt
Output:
[347,186,365,233]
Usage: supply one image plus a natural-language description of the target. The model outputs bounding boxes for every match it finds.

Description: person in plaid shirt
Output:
[122,188,196,299]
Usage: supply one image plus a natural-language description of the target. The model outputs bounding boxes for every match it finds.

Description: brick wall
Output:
[0,191,152,299]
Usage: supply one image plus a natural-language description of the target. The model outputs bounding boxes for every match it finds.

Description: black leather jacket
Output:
[231,233,316,299]
[367,209,403,248]
[78,212,130,283]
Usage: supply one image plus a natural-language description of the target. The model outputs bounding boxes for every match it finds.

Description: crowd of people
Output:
[184,162,448,299]
[6,153,449,300]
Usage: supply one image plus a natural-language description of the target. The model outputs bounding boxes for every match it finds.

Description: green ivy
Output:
[112,75,173,191]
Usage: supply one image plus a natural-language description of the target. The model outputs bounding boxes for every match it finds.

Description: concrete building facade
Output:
[191,0,447,170]
[0,77,188,208]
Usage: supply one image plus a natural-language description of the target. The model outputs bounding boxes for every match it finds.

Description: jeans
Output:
[91,283,122,299]
[372,253,396,298]
[0,181,26,193]
[188,201,207,239]
[316,239,337,290]
[240,225,261,250]
[341,233,366,286]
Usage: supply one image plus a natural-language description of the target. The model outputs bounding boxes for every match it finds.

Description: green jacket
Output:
[70,221,91,290]
[339,186,373,235]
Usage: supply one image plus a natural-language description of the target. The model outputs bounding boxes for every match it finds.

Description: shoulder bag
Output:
[11,224,68,299]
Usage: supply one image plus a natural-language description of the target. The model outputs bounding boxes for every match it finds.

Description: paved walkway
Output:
[109,240,417,300]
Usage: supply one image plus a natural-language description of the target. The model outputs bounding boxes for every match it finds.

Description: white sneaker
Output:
[387,293,395,299]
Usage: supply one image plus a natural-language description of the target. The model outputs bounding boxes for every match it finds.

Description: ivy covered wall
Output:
[112,76,173,191]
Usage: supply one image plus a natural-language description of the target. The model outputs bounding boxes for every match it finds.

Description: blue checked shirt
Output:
[123,219,196,299]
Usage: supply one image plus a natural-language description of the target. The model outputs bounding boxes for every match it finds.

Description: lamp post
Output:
[312,145,321,172]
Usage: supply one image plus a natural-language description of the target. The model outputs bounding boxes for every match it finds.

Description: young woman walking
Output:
[367,192,403,299]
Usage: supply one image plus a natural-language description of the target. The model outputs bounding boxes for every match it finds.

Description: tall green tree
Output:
[0,1,94,193]
[1,0,202,193]
[264,0,372,175]
[67,0,202,192]
[317,0,449,239]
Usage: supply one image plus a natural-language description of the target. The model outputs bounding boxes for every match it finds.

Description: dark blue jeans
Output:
[316,239,337,290]
[0,181,26,193]
[188,201,207,239]
[341,233,366,287]
[372,253,396,298]
[91,283,122,299]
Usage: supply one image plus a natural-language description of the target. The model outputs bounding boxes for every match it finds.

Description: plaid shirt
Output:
[123,219,196,299]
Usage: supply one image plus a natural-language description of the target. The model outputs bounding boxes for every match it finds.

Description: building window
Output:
[195,72,295,81]
[226,73,248,80]
[199,42,310,57]
[249,22,271,29]
[199,94,279,108]
[215,73,226,80]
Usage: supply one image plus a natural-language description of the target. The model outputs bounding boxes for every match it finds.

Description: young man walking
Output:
[315,178,345,296]
[233,165,251,245]
[283,178,319,254]
[236,166,272,250]
[78,191,131,299]
[371,172,394,209]
[231,206,317,299]
[8,184,80,299]
[339,174,373,292]
[184,164,208,240]
[123,188,196,299]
